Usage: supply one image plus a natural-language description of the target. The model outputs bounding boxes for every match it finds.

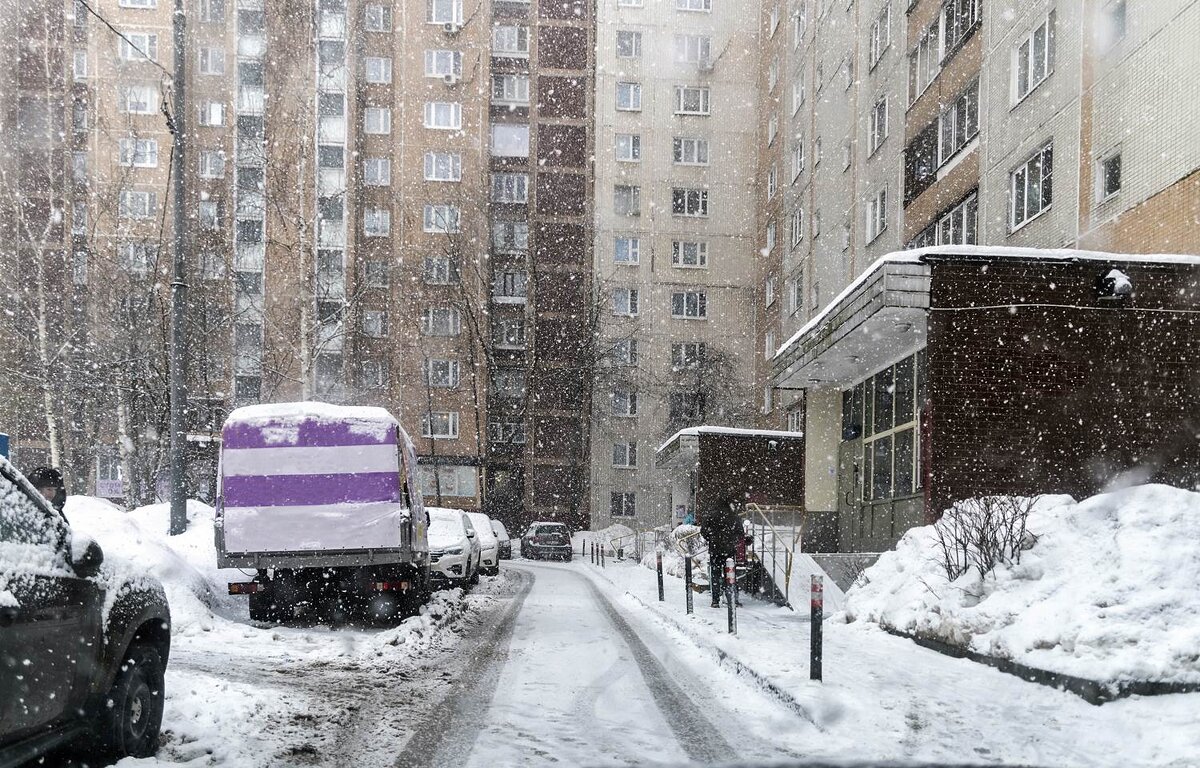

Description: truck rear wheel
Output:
[248,589,276,623]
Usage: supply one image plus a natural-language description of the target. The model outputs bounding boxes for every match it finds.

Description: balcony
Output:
[318,66,346,92]
[317,169,345,196]
[237,86,265,115]
[318,115,346,143]
[237,35,265,59]
[234,243,264,270]
[318,219,345,248]
[318,11,345,39]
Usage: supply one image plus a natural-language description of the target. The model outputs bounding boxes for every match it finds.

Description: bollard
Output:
[810,574,823,681]
[725,557,737,635]
[684,556,694,614]
[590,541,595,564]
[656,551,665,602]
[581,538,585,557]
[601,545,606,568]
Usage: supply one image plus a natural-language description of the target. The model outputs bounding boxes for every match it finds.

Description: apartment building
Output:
[589,0,762,530]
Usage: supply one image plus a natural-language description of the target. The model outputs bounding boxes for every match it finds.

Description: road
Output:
[398,561,795,767]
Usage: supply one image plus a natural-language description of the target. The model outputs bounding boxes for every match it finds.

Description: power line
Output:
[74,0,174,80]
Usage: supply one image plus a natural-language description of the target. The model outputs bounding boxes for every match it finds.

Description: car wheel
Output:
[91,643,165,759]
[564,554,573,563]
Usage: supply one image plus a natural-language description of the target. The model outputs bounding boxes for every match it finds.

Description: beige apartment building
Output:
[589,0,762,529]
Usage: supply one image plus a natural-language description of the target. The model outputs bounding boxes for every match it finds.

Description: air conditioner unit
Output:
[443,73,460,85]
[443,22,461,35]
[697,58,715,73]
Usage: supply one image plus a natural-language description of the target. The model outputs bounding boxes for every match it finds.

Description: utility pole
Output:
[168,0,188,536]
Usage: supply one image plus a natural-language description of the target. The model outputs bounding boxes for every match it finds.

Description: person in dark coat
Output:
[700,496,742,607]
[28,466,67,514]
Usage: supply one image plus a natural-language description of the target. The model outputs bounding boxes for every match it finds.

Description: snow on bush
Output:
[846,484,1200,684]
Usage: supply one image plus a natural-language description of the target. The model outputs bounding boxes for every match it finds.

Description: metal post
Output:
[590,541,594,564]
[725,557,737,635]
[656,551,664,601]
[600,545,605,568]
[167,0,189,536]
[710,557,720,608]
[810,574,823,681]
[684,556,693,614]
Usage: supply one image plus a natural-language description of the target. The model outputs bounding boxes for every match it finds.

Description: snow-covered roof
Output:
[773,245,1200,361]
[656,426,804,455]
[225,401,398,427]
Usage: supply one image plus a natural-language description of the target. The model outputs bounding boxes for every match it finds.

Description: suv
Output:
[520,522,573,561]
[0,458,171,766]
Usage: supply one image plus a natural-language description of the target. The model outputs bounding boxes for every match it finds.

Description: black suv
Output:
[520,522,573,561]
[0,458,171,766]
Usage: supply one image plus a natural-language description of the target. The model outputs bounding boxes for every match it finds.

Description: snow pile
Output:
[590,522,635,554]
[846,484,1200,684]
[66,496,245,634]
[640,524,710,581]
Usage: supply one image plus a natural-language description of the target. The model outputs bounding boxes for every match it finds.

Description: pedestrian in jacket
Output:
[28,466,67,514]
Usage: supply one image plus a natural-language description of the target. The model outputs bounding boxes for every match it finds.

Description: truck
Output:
[214,402,430,624]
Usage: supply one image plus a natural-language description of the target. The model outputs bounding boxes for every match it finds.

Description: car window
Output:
[0,471,64,548]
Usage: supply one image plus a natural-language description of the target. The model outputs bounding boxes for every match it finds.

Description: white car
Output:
[428,508,481,588]
[492,520,512,560]
[466,512,500,576]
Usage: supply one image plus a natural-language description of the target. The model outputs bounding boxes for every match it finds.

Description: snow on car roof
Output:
[774,245,1200,361]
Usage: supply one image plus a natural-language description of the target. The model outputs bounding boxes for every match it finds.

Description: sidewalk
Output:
[575,555,1200,767]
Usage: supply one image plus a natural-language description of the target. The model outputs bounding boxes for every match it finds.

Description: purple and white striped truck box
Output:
[216,403,427,558]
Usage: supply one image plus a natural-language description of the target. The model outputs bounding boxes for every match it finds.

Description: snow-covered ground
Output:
[847,484,1200,685]
[583,553,1200,767]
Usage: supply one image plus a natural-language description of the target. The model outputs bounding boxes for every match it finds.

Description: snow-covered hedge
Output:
[846,484,1200,684]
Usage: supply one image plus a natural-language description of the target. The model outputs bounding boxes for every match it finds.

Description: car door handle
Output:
[0,607,18,627]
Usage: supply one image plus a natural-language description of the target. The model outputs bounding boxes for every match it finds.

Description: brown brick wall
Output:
[695,433,805,523]
[926,257,1200,517]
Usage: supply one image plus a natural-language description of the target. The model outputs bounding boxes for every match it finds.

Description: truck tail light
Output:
[228,582,264,595]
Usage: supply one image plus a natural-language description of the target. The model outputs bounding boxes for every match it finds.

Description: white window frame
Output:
[424,101,463,129]
[492,73,530,104]
[490,123,530,157]
[672,241,708,268]
[198,149,225,178]
[1013,11,1055,103]
[674,34,712,64]
[671,291,708,319]
[869,3,891,68]
[869,96,888,155]
[493,25,530,57]
[364,106,392,134]
[675,0,711,11]
[491,172,529,203]
[424,49,463,78]
[424,151,462,182]
[198,101,225,126]
[365,4,392,32]
[364,208,391,236]
[615,133,641,162]
[363,157,391,186]
[119,190,155,219]
[614,185,641,216]
[866,186,888,243]
[198,46,225,75]
[614,237,641,265]
[1010,142,1053,231]
[938,79,979,167]
[119,32,158,62]
[424,359,461,388]
[612,442,638,469]
[422,411,460,440]
[119,137,159,167]
[672,188,708,217]
[365,56,393,84]
[616,82,642,111]
[672,137,709,165]
[423,204,461,233]
[123,85,158,114]
[423,307,462,336]
[428,0,463,24]
[612,288,639,317]
[616,30,642,58]
[611,389,638,417]
[1096,150,1122,203]
[674,85,711,115]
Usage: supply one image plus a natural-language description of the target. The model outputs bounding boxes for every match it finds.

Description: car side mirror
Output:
[72,537,105,578]
[467,529,476,539]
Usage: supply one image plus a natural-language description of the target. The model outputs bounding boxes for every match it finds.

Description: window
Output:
[842,56,854,90]
[765,330,776,359]
[614,185,641,216]
[362,360,389,388]
[363,157,391,186]
[814,137,823,166]
[199,150,225,178]
[494,318,526,349]
[491,124,530,157]
[365,4,391,31]
[673,137,709,165]
[852,353,923,501]
[118,242,154,275]
[672,188,708,217]
[611,389,638,417]
[423,307,462,336]
[1010,143,1053,229]
[764,276,776,307]
[491,173,529,204]
[869,3,891,68]
[793,3,807,45]
[199,101,225,126]
[429,0,463,24]
[73,50,87,78]
[418,466,477,499]
[491,369,526,400]
[422,411,459,439]
[766,221,778,252]
[792,141,805,180]
[200,0,224,23]
[616,30,642,58]
[72,202,87,234]
[763,386,774,413]
[119,137,158,167]
[769,4,780,34]
[424,151,462,181]
[493,271,528,303]
[938,79,979,165]
[119,0,156,6]
[361,310,387,338]
[610,492,637,518]
[72,251,88,285]
[672,241,708,268]
[364,107,391,134]
[911,192,978,248]
[671,291,707,319]
[614,237,640,264]
[123,85,157,114]
[365,57,393,83]
[768,115,778,145]
[493,221,529,252]
[72,100,87,132]
[676,0,711,11]
[424,204,461,233]
[908,17,941,103]
[669,393,702,420]
[424,102,461,130]
[612,288,639,316]
[674,34,711,64]
[492,74,529,104]
[198,200,220,231]
[869,97,888,154]
[119,190,156,219]
[866,186,888,243]
[424,359,461,387]
[1015,11,1056,102]
[493,25,530,56]
[942,0,980,54]
[1099,0,1126,52]
[365,260,389,287]
[767,167,778,199]
[1097,152,1122,202]
[674,86,711,115]
[792,78,805,115]
[424,49,463,78]
[790,276,804,312]
[364,208,391,236]
[768,60,779,92]
[199,47,224,75]
[424,255,457,284]
[489,421,526,445]
[612,442,638,468]
[615,134,641,162]
[671,342,706,370]
[119,32,158,61]
[790,208,804,246]
[612,338,639,365]
[616,82,642,111]
[619,0,643,6]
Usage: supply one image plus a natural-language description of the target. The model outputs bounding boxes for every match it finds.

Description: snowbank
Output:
[846,484,1200,684]
[588,522,635,553]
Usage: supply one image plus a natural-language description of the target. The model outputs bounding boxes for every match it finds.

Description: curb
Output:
[581,561,823,729]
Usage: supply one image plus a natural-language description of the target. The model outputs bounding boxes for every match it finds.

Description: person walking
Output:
[700,496,742,608]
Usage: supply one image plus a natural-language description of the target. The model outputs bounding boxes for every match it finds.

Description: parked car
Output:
[466,512,500,576]
[0,457,172,765]
[427,508,480,588]
[520,521,573,561]
[492,520,512,560]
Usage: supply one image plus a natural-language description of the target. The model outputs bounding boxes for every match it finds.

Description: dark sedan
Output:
[520,522,573,561]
